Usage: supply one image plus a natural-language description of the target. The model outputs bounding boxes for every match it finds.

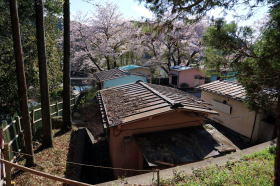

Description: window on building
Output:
[212,100,232,114]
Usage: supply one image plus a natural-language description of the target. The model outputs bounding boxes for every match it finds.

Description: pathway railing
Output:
[1,95,79,163]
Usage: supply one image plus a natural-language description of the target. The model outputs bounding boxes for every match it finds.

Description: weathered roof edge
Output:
[198,80,245,101]
[121,106,218,126]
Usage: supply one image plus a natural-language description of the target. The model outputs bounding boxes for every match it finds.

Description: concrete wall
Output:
[169,69,205,88]
[200,91,274,142]
[201,91,256,138]
[108,111,205,178]
[103,75,147,89]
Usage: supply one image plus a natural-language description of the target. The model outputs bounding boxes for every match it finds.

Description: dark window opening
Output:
[172,75,178,85]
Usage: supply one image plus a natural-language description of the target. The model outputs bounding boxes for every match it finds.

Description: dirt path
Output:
[12,130,71,186]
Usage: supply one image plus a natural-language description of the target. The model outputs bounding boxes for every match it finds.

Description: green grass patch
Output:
[160,147,275,186]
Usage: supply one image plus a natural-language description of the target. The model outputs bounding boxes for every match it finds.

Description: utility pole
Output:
[9,0,35,166]
[62,0,72,130]
[34,0,53,147]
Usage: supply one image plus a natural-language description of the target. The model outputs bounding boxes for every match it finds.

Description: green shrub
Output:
[50,87,63,101]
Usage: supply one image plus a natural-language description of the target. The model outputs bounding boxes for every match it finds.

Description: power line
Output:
[9,150,155,173]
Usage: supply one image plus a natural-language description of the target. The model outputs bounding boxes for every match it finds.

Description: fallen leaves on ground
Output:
[12,129,71,186]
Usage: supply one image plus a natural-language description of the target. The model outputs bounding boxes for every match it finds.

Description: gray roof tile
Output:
[97,81,216,127]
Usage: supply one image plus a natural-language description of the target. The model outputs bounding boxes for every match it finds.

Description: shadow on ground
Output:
[64,127,114,185]
[206,120,252,149]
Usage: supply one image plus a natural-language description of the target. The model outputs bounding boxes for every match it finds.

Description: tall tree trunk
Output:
[34,0,53,147]
[131,52,134,64]
[177,48,181,65]
[275,95,280,186]
[161,66,169,74]
[113,56,117,68]
[171,54,177,66]
[9,0,35,166]
[167,47,172,71]
[87,54,102,71]
[105,56,110,70]
[62,0,71,130]
[120,54,123,66]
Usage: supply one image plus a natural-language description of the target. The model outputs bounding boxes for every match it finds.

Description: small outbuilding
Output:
[169,66,205,88]
[97,81,237,178]
[199,80,275,143]
[93,69,147,89]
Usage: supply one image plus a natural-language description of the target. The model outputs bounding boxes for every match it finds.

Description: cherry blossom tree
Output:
[70,2,134,71]
[136,19,206,73]
[70,2,206,73]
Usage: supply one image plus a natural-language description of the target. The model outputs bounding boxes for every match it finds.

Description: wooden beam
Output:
[0,158,92,186]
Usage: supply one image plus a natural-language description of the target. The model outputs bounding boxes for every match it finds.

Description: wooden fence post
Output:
[30,111,35,138]
[3,144,12,186]
[157,169,160,186]
[56,102,59,116]
[0,121,6,186]
[15,116,24,150]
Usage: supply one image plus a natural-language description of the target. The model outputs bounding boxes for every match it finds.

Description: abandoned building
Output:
[199,80,275,143]
[97,81,237,178]
[93,68,147,89]
[168,66,205,89]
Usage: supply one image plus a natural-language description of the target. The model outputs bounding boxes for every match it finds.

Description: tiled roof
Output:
[93,69,146,82]
[93,69,128,82]
[97,81,216,128]
[198,80,246,101]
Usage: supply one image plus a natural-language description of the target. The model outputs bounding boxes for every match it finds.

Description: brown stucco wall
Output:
[108,111,205,178]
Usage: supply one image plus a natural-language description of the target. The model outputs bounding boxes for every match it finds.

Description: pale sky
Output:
[70,0,154,20]
[70,0,269,27]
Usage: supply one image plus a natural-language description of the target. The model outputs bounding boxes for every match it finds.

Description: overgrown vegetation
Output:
[0,0,63,114]
[74,87,97,110]
[160,147,275,186]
